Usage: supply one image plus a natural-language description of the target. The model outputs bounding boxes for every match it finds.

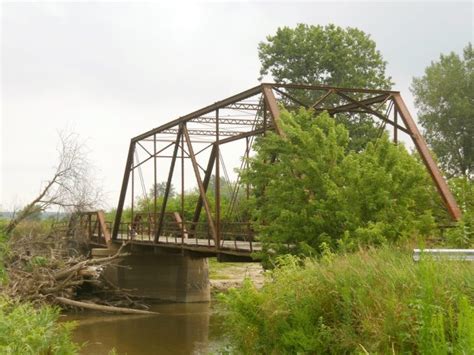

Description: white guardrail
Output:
[413,249,474,262]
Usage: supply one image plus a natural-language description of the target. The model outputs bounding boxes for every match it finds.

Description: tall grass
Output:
[220,247,474,354]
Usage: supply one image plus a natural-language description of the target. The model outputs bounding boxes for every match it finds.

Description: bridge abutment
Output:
[100,247,210,302]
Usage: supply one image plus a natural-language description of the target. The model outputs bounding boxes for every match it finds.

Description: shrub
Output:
[242,109,442,264]
[221,247,474,354]
[0,231,7,284]
[0,298,79,354]
[445,178,474,248]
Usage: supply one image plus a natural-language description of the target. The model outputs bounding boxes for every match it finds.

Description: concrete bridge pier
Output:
[99,246,210,303]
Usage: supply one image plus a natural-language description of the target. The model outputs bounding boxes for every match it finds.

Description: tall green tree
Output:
[258,24,393,150]
[411,43,473,179]
[258,24,392,89]
[242,109,440,264]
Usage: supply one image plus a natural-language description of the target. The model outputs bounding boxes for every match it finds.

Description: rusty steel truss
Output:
[111,83,461,253]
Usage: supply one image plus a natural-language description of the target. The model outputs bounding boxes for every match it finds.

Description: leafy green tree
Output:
[242,109,440,264]
[258,24,392,89]
[258,24,393,151]
[411,43,473,179]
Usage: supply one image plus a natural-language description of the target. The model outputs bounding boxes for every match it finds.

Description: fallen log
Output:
[55,297,159,315]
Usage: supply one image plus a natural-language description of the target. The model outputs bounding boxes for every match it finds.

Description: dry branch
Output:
[4,130,104,236]
[1,238,145,312]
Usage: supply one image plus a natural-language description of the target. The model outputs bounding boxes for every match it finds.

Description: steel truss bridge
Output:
[76,83,461,259]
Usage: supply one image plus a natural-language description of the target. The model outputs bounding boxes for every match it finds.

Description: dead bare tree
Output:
[3,130,104,236]
[0,133,153,313]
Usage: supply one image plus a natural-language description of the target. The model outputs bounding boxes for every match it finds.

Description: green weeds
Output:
[0,298,80,354]
[221,247,474,354]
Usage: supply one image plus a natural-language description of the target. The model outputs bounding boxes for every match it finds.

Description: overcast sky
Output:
[1,1,472,211]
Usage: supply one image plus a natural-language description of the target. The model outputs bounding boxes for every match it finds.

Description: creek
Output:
[64,302,225,355]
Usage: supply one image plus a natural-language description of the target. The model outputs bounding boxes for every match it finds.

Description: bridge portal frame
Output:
[111,83,461,249]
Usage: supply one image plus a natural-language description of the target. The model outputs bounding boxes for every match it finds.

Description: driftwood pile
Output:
[2,232,157,315]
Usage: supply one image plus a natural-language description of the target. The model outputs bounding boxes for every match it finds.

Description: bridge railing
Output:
[68,211,111,247]
[113,217,255,251]
[73,210,255,252]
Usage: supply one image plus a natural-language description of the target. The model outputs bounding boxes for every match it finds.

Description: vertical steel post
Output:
[131,155,135,238]
[153,134,157,234]
[246,136,251,250]
[394,109,398,144]
[181,128,185,246]
[215,109,221,249]
[263,98,267,136]
[245,137,250,200]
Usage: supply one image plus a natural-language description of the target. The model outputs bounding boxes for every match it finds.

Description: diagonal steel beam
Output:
[392,94,461,221]
[190,144,217,237]
[262,85,285,137]
[131,141,175,170]
[184,126,218,244]
[219,127,267,145]
[272,87,309,108]
[112,141,136,240]
[335,91,410,134]
[329,93,389,113]
[311,89,334,108]
[155,127,183,242]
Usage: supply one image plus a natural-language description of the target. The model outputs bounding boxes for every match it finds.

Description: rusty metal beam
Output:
[215,109,221,248]
[191,117,263,125]
[131,142,175,170]
[112,140,135,240]
[267,82,399,95]
[311,89,334,108]
[226,102,261,110]
[392,94,461,221]
[97,210,111,246]
[329,93,390,113]
[272,87,309,108]
[335,91,411,135]
[184,126,218,244]
[262,85,285,137]
[159,128,247,137]
[190,144,217,236]
[218,127,267,145]
[155,128,182,242]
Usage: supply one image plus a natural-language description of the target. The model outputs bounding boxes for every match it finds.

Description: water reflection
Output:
[64,302,218,355]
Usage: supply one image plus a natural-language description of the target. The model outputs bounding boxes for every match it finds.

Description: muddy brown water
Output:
[63,302,226,355]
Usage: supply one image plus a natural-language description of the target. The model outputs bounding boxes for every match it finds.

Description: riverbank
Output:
[208,257,265,293]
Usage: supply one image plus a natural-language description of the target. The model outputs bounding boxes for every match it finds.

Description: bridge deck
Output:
[98,234,261,258]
